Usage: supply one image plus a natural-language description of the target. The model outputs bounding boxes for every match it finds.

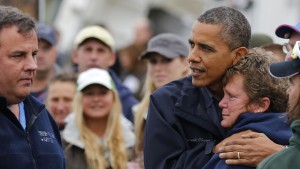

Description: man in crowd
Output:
[0,5,65,169]
[31,22,62,103]
[72,25,138,122]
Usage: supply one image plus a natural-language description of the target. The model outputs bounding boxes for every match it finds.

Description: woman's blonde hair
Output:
[73,88,127,169]
[134,56,190,152]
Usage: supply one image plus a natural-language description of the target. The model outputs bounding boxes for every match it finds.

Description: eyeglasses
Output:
[282,43,294,54]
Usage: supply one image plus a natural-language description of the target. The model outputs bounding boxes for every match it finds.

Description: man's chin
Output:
[191,77,206,87]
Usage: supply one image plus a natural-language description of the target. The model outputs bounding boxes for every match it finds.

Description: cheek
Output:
[47,99,55,108]
[82,98,90,109]
[105,95,115,107]
[227,101,246,114]
[206,56,232,74]
[66,102,73,109]
[148,65,155,76]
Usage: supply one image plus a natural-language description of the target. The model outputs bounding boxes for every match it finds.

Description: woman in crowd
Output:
[203,48,292,169]
[63,68,135,169]
[134,33,190,168]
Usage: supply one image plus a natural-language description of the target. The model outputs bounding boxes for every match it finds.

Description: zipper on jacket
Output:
[26,131,38,169]
[25,108,43,169]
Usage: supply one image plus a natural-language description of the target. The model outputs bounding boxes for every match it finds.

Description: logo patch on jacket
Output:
[38,131,55,143]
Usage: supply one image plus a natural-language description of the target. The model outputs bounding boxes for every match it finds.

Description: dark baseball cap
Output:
[269,41,300,78]
[275,21,300,39]
[140,33,189,60]
[37,23,57,45]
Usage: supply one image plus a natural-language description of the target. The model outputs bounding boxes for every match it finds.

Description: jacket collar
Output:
[173,76,226,140]
[63,113,135,149]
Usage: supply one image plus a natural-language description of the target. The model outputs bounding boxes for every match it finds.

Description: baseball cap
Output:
[139,33,189,60]
[37,23,57,45]
[249,33,273,48]
[77,68,114,91]
[269,41,300,78]
[73,26,114,50]
[275,21,300,39]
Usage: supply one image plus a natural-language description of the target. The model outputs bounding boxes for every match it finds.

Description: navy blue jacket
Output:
[109,69,138,123]
[144,76,227,169]
[0,95,65,169]
[202,112,292,169]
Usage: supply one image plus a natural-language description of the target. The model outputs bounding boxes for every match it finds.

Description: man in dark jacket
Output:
[0,5,65,169]
[72,25,138,123]
[144,6,286,169]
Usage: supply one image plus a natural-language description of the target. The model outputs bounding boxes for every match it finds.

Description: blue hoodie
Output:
[0,95,65,169]
[144,76,227,169]
[202,112,292,169]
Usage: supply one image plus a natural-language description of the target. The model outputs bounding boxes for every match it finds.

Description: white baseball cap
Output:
[77,68,114,91]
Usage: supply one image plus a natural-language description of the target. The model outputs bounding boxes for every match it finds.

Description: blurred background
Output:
[2,0,300,72]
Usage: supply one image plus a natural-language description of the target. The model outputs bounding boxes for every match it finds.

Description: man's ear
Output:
[232,47,248,65]
[72,49,79,64]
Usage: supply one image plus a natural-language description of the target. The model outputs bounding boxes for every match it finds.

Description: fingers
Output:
[224,159,250,165]
[221,139,248,147]
[219,151,256,166]
[219,151,242,160]
[241,131,265,139]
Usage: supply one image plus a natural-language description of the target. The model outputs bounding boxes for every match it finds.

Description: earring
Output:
[257,109,262,113]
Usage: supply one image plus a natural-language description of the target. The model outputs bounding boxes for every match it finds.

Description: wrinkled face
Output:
[219,74,258,128]
[82,84,114,120]
[46,81,76,126]
[73,39,115,73]
[147,54,188,88]
[0,26,38,105]
[188,22,236,92]
[287,75,300,112]
[36,39,57,73]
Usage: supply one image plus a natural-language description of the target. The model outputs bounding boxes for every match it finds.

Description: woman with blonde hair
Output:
[134,33,190,168]
[63,68,135,169]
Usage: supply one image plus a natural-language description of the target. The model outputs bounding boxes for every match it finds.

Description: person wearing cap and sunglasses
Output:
[202,48,292,169]
[275,21,300,61]
[133,33,190,169]
[72,26,138,123]
[257,42,300,169]
[62,68,135,169]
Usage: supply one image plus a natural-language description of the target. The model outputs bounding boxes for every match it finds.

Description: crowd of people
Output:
[0,4,300,169]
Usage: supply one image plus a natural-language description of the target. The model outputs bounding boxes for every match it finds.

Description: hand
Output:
[218,130,284,167]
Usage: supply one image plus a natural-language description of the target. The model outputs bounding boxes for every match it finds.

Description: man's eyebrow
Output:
[10,50,26,55]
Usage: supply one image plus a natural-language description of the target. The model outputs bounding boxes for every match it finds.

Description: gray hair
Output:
[197,6,251,50]
[223,48,288,113]
[0,5,35,37]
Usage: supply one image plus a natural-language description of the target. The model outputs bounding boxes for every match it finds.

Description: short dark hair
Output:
[197,6,251,50]
[49,72,77,85]
[0,5,35,37]
[223,48,288,113]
